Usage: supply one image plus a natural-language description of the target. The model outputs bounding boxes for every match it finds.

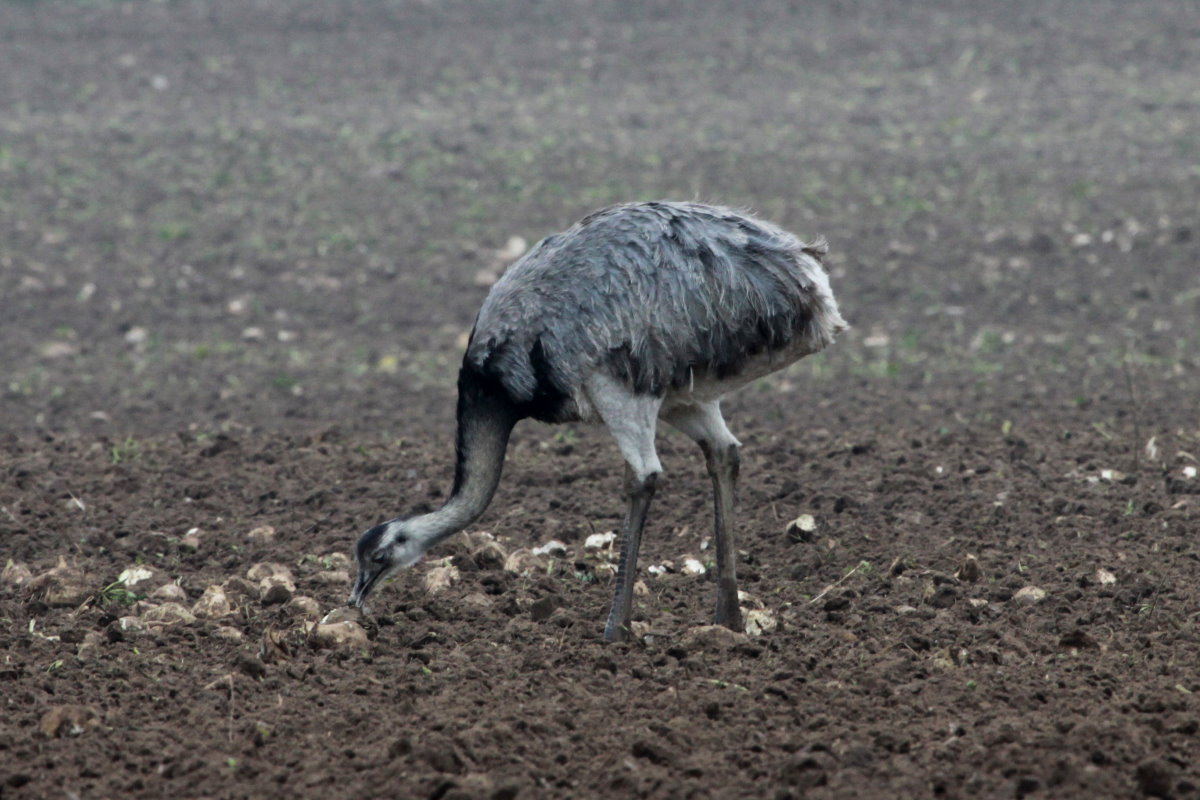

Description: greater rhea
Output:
[349,201,846,642]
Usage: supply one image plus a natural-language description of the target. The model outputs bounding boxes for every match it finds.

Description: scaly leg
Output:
[582,373,664,643]
[663,401,743,631]
[604,466,658,642]
[702,440,742,631]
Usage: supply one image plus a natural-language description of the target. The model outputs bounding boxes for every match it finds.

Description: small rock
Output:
[744,609,777,637]
[681,558,707,576]
[968,598,989,609]
[1013,586,1047,605]
[39,706,99,738]
[149,583,188,603]
[309,621,369,651]
[246,525,276,544]
[593,563,616,580]
[141,602,197,625]
[179,530,202,551]
[585,531,617,551]
[259,576,293,605]
[956,555,982,583]
[679,625,750,651]
[532,540,568,558]
[785,514,818,543]
[25,562,93,608]
[287,596,322,620]
[116,565,158,589]
[213,626,244,642]
[497,234,528,262]
[246,562,295,585]
[1096,568,1117,586]
[503,548,542,575]
[117,615,147,634]
[309,569,350,587]
[2,560,34,587]
[633,580,650,597]
[737,590,765,609]
[423,565,460,594]
[193,585,233,619]
[628,620,655,640]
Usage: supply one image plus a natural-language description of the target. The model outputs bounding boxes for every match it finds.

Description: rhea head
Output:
[348,519,425,609]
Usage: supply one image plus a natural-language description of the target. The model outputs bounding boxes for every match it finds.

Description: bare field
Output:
[2,2,1199,798]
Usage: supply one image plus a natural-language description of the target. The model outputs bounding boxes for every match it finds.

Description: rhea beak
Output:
[347,566,381,609]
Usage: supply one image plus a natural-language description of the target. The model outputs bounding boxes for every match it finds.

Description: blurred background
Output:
[2,0,1196,438]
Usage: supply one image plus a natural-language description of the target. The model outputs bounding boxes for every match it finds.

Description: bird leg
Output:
[604,465,658,643]
[702,440,743,632]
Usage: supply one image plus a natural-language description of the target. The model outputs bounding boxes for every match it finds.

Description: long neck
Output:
[410,367,519,550]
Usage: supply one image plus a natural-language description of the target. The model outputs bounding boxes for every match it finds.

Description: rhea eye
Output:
[372,553,388,565]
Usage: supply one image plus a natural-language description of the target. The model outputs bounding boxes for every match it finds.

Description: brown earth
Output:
[2,1,1199,798]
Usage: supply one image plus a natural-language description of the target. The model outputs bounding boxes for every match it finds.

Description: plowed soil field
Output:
[2,2,1199,798]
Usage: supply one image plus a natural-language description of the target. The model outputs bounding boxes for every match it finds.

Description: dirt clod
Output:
[1136,760,1176,798]
[25,562,92,608]
[309,621,369,651]
[191,585,233,619]
[39,706,99,738]
[955,556,982,583]
[140,603,197,626]
[679,625,750,651]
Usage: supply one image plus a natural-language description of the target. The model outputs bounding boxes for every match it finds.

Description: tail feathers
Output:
[801,236,829,262]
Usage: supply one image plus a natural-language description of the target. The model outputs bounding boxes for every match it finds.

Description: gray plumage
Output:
[349,201,846,643]
[468,201,843,420]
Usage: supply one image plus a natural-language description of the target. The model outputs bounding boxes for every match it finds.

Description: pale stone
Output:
[503,548,542,575]
[532,540,568,558]
[141,603,197,625]
[1013,586,1047,605]
[246,562,295,585]
[423,565,460,594]
[309,569,350,586]
[744,608,777,637]
[117,566,157,589]
[149,583,188,603]
[192,585,233,619]
[26,562,92,607]
[584,531,617,551]
[246,525,276,543]
[309,621,369,651]
[288,596,322,620]
[212,626,244,642]
[2,560,34,587]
